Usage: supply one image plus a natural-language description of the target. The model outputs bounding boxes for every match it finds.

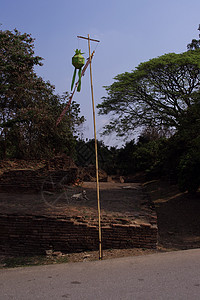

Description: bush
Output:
[178,150,200,193]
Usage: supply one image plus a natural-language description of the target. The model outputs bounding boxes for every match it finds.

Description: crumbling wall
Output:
[0,169,78,192]
[0,156,78,192]
[0,214,157,256]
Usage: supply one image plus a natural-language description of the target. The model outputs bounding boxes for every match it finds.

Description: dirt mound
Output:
[78,165,108,182]
[0,159,45,176]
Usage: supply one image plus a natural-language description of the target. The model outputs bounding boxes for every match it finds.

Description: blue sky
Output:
[1,0,200,145]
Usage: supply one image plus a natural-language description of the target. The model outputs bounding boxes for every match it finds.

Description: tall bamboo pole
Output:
[87,34,102,260]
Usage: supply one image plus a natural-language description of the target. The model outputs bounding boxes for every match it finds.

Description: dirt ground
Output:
[145,180,200,250]
[0,179,200,265]
[0,181,155,227]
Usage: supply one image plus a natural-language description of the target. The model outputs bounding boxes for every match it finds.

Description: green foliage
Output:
[176,100,200,193]
[98,50,200,137]
[178,150,200,194]
[116,137,167,176]
[0,28,84,159]
[113,140,136,175]
[187,39,200,50]
[75,139,115,173]
[147,99,200,192]
[0,28,43,109]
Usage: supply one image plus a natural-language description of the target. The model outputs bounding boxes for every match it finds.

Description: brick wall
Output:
[0,169,78,192]
[0,214,157,256]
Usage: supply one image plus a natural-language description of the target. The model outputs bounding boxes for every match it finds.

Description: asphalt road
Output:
[0,249,200,300]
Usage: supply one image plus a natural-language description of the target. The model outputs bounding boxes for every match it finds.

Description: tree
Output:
[0,28,43,116]
[176,97,200,192]
[98,50,200,137]
[187,25,200,50]
[0,28,84,159]
[75,138,112,169]
[145,97,200,192]
[187,39,200,50]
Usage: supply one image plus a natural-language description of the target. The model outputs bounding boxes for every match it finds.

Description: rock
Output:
[52,251,62,257]
[45,249,53,256]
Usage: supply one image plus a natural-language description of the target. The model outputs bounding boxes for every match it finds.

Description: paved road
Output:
[0,249,200,300]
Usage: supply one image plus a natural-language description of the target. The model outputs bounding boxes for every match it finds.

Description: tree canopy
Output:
[98,50,200,137]
[187,39,200,50]
[0,28,84,159]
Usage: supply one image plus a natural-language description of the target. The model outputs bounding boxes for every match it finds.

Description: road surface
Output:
[0,249,200,299]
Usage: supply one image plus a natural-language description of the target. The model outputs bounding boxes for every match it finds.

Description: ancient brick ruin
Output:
[0,157,158,256]
[0,214,157,256]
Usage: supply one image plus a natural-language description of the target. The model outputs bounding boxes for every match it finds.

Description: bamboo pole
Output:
[87,34,102,260]
[77,35,100,43]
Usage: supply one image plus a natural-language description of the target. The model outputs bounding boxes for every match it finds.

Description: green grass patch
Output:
[0,254,69,269]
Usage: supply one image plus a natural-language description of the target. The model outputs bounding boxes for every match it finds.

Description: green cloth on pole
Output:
[71,49,85,92]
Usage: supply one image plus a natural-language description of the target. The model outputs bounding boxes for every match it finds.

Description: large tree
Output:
[0,28,84,158]
[0,29,43,115]
[98,50,200,137]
